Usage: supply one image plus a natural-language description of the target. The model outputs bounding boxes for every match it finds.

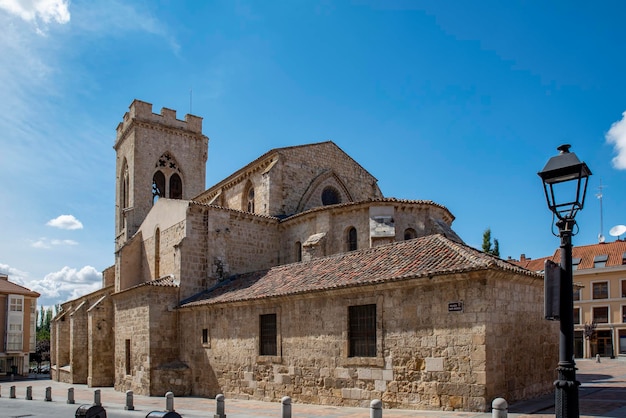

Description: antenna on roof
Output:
[596,179,606,243]
[609,225,626,240]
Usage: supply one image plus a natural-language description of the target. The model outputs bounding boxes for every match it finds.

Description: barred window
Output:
[349,304,376,357]
[259,314,277,356]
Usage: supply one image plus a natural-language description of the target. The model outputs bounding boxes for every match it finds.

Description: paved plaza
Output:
[1,358,625,418]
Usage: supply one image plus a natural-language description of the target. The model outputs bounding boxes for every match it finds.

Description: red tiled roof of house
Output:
[0,276,40,297]
[511,256,553,272]
[180,234,536,308]
[511,239,626,272]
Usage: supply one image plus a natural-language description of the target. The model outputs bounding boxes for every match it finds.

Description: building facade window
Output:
[154,228,160,279]
[593,254,608,268]
[622,306,626,323]
[125,339,131,375]
[348,304,376,357]
[592,282,609,299]
[573,287,581,301]
[622,279,626,298]
[295,241,302,262]
[153,171,166,204]
[245,185,255,213]
[9,297,23,311]
[321,186,341,205]
[572,258,581,270]
[202,328,209,345]
[169,173,183,199]
[347,227,357,252]
[404,228,417,240]
[573,308,580,325]
[259,314,277,356]
[593,306,609,324]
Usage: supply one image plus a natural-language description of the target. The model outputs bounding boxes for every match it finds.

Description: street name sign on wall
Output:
[448,301,463,312]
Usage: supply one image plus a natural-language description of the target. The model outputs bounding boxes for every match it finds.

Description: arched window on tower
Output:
[404,228,417,240]
[169,173,182,199]
[120,163,129,231]
[153,171,165,204]
[347,227,357,252]
[154,228,160,279]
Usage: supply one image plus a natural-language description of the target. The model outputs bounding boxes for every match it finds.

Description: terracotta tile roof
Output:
[116,275,179,295]
[180,234,534,308]
[511,256,552,272]
[511,239,626,272]
[556,239,626,270]
[0,276,40,297]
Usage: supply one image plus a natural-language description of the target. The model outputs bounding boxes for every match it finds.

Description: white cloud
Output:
[0,0,70,35]
[606,111,626,170]
[29,265,102,301]
[46,214,83,230]
[31,237,78,249]
[0,263,30,286]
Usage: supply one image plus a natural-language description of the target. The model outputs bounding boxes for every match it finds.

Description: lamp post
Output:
[538,144,591,418]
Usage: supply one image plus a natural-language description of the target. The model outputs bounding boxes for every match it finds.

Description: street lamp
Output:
[538,144,592,418]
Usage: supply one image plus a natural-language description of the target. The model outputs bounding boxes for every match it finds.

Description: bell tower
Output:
[113,99,208,251]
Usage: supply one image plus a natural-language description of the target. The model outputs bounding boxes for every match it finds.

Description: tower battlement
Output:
[116,99,203,140]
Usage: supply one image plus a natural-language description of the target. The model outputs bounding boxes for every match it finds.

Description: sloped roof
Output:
[0,276,40,298]
[513,256,552,273]
[180,234,534,308]
[555,240,626,270]
[512,240,626,272]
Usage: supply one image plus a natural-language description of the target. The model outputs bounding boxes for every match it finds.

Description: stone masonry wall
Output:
[178,270,556,412]
[113,285,180,396]
[88,295,115,387]
[69,302,88,384]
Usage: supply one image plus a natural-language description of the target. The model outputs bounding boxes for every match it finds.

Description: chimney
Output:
[520,254,527,262]
[0,273,8,281]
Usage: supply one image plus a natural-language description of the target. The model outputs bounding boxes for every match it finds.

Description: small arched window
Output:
[169,173,182,199]
[347,227,357,251]
[404,228,417,240]
[321,186,341,205]
[153,171,165,204]
[247,187,255,213]
[295,241,302,262]
[154,228,161,279]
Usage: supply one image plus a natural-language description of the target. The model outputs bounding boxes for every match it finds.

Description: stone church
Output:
[51,99,558,412]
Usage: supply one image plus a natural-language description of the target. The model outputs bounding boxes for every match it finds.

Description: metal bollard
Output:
[492,397,508,418]
[166,391,175,412]
[45,386,52,402]
[281,396,292,418]
[10,386,16,399]
[214,393,226,418]
[26,386,32,400]
[370,399,383,418]
[67,387,75,404]
[93,389,101,406]
[596,354,601,363]
[125,390,134,410]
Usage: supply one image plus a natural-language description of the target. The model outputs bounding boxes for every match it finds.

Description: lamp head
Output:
[538,144,591,221]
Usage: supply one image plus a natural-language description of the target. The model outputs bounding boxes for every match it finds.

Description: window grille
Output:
[259,314,277,356]
[349,304,376,357]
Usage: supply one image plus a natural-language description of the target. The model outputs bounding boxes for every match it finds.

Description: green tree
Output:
[482,228,500,257]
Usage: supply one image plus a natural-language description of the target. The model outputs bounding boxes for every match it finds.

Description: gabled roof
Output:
[193,141,377,202]
[180,234,535,308]
[0,276,40,298]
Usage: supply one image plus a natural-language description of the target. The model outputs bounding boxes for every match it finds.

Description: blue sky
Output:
[1,0,626,308]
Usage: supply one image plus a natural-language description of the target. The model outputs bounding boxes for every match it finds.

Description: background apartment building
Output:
[0,273,39,375]
[514,239,626,359]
